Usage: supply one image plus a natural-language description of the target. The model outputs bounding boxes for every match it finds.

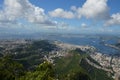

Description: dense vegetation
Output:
[54,50,91,80]
[54,49,113,80]
[80,59,113,80]
[0,40,114,80]
[0,54,91,80]
[9,40,57,69]
[0,54,56,80]
[19,61,55,80]
[0,55,24,80]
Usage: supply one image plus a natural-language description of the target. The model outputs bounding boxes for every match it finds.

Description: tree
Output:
[67,71,91,80]
[19,61,56,80]
[0,54,24,80]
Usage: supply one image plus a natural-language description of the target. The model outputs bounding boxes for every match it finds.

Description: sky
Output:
[0,0,120,35]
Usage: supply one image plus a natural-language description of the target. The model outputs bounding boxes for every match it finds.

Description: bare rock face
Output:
[115,73,120,80]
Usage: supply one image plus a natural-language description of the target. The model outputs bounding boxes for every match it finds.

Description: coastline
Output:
[53,41,120,79]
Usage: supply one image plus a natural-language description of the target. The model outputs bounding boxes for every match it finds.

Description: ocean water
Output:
[43,35,120,55]
[0,34,119,55]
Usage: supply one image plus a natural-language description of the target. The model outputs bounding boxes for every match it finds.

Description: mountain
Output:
[0,40,116,80]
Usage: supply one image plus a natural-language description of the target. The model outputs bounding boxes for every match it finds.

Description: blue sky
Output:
[0,0,120,35]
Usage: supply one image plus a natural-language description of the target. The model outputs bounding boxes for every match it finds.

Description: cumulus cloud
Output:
[75,0,110,19]
[0,0,56,26]
[49,8,75,19]
[49,0,110,20]
[104,13,120,26]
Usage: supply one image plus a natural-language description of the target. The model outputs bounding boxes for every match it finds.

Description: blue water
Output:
[0,33,119,54]
[42,35,120,55]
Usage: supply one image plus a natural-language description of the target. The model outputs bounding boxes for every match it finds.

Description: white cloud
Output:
[49,0,110,20]
[71,6,77,11]
[75,0,110,19]
[0,0,56,26]
[81,23,88,28]
[49,8,75,19]
[104,13,120,26]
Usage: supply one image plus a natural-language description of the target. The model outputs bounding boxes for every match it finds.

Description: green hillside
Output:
[0,40,114,80]
[54,49,114,80]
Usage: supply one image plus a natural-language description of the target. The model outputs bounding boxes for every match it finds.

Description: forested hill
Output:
[0,40,114,80]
